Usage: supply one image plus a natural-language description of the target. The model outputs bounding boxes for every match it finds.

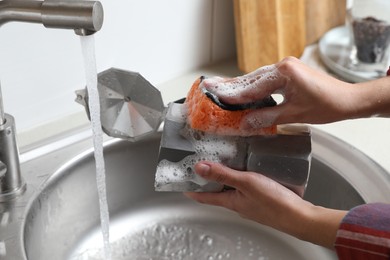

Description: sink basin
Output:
[18,128,390,259]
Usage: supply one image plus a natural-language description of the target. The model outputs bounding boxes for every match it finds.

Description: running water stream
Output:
[80,35,111,260]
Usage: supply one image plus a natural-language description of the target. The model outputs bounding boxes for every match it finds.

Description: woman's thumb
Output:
[194,162,242,189]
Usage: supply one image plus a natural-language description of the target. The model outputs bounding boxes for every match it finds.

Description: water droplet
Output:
[200,235,214,246]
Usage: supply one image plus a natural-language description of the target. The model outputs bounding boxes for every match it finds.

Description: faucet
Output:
[0,0,104,202]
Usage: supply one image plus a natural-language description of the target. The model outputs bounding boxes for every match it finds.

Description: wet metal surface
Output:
[1,128,390,259]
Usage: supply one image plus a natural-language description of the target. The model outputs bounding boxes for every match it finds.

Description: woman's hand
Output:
[185,162,347,249]
[201,57,390,128]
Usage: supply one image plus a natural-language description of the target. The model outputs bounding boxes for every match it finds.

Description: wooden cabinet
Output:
[234,0,346,73]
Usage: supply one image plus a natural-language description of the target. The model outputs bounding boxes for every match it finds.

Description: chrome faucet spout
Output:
[0,0,104,35]
[0,0,104,201]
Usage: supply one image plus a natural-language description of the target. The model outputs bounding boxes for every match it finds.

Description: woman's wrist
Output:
[295,205,347,249]
[350,77,390,119]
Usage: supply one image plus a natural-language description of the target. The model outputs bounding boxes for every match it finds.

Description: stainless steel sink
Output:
[1,127,390,259]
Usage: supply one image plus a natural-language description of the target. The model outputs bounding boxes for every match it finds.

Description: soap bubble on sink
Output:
[0,241,5,257]
[69,220,276,260]
[71,222,241,260]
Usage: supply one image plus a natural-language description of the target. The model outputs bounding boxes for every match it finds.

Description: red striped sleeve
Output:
[339,223,390,239]
[334,203,390,260]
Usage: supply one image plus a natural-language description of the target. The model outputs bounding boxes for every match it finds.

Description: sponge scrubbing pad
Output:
[185,77,277,136]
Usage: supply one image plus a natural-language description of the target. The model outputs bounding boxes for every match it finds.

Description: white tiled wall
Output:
[0,0,236,133]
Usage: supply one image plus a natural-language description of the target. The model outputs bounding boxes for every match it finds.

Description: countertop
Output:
[17,45,390,175]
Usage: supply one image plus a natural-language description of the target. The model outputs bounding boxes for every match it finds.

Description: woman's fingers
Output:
[184,190,237,210]
[201,65,287,105]
[184,162,254,210]
[240,104,287,129]
[193,162,246,190]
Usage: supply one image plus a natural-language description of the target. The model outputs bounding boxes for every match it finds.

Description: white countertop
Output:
[18,51,390,174]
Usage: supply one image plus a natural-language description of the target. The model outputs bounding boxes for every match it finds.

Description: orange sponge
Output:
[185,77,276,136]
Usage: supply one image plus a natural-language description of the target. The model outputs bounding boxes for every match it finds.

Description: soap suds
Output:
[155,129,239,191]
[242,109,280,129]
[200,65,282,105]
